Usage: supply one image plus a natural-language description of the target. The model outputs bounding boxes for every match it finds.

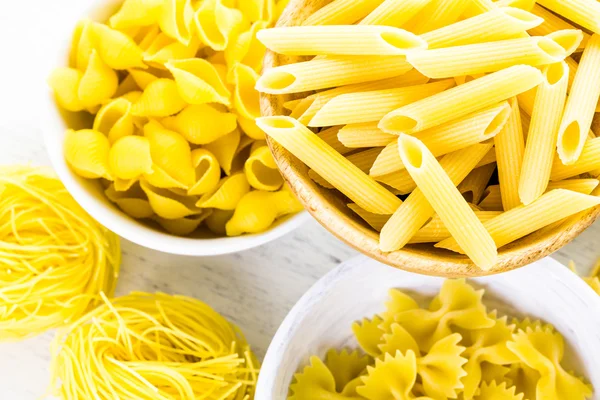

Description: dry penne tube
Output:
[458,163,497,204]
[407,0,472,34]
[379,142,492,252]
[359,0,431,27]
[519,62,569,205]
[406,36,567,79]
[462,0,495,18]
[257,55,413,94]
[530,4,590,52]
[546,179,599,194]
[396,135,496,268]
[421,7,543,49]
[373,169,418,194]
[436,189,600,252]
[302,0,383,26]
[479,185,503,211]
[337,123,396,148]
[557,34,600,165]
[370,102,510,176]
[347,203,390,231]
[257,116,401,214]
[494,98,525,210]
[546,29,585,55]
[476,148,497,168]
[289,97,316,119]
[551,137,600,180]
[317,126,351,155]
[410,210,502,243]
[257,26,426,56]
[308,80,454,127]
[378,65,543,134]
[536,0,600,35]
[309,148,382,189]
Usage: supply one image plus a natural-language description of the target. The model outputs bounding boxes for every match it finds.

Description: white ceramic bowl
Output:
[257,255,600,400]
[40,0,308,256]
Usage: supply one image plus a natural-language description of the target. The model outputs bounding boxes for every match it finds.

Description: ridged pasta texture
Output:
[0,166,120,341]
[50,292,258,400]
[50,0,301,238]
[256,0,600,268]
[289,280,592,400]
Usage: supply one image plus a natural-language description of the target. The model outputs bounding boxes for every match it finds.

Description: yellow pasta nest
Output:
[50,0,300,238]
[0,166,120,341]
[289,279,593,400]
[50,292,258,400]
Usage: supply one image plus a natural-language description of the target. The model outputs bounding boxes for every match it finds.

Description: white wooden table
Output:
[0,2,599,398]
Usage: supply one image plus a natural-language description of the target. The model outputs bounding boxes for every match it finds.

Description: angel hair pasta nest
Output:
[50,292,258,400]
[0,166,120,341]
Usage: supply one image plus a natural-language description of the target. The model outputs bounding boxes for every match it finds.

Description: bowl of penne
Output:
[256,0,600,276]
[42,0,309,256]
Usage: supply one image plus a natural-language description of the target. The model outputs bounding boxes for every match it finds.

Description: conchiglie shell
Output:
[188,149,222,195]
[114,178,137,192]
[167,104,237,144]
[277,184,304,215]
[132,78,186,117]
[196,173,250,210]
[225,20,268,72]
[48,68,84,112]
[143,165,188,189]
[137,24,162,51]
[205,209,234,235]
[120,90,143,103]
[71,19,94,70]
[109,136,153,180]
[165,58,231,105]
[238,0,274,23]
[154,210,213,235]
[89,22,146,69]
[114,74,139,97]
[144,120,195,187]
[143,33,201,66]
[158,0,195,46]
[105,182,154,219]
[129,68,159,90]
[194,0,246,51]
[237,114,265,140]
[230,134,256,174]
[109,0,162,29]
[64,129,112,180]
[250,140,267,154]
[94,98,135,143]
[78,50,118,109]
[204,129,241,175]
[207,51,227,65]
[140,179,201,219]
[245,146,283,191]
[231,64,261,120]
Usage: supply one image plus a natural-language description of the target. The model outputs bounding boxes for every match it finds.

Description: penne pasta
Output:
[458,163,497,204]
[546,179,599,194]
[530,5,589,52]
[379,65,543,134]
[536,0,600,35]
[407,0,471,34]
[347,203,390,231]
[257,25,426,56]
[370,102,510,176]
[257,116,401,213]
[316,126,351,155]
[557,34,600,165]
[476,148,497,168]
[256,55,413,94]
[310,148,382,188]
[495,98,525,210]
[373,169,418,194]
[308,80,454,127]
[337,123,396,148]
[436,189,600,252]
[410,210,502,243]
[478,185,503,211]
[359,0,432,27]
[494,0,536,10]
[421,7,543,49]
[302,0,384,25]
[546,29,585,55]
[379,143,492,252]
[461,0,496,18]
[519,62,569,205]
[395,134,497,269]
[406,36,567,79]
[551,137,600,180]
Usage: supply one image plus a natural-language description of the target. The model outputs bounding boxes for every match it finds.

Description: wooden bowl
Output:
[260,0,600,277]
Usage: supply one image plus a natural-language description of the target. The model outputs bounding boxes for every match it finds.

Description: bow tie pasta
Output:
[49,0,301,237]
[289,279,593,400]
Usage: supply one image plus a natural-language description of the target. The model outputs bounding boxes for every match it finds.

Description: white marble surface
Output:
[0,1,599,399]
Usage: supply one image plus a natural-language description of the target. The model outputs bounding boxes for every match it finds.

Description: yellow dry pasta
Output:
[258,116,402,214]
[551,137,600,180]
[337,123,396,148]
[407,36,567,79]
[360,0,431,27]
[154,210,213,236]
[0,166,120,341]
[78,50,118,109]
[257,25,426,56]
[379,65,542,134]
[397,135,497,269]
[536,0,600,35]
[194,0,245,51]
[105,183,155,219]
[141,179,202,219]
[224,20,269,73]
[47,68,84,112]
[301,0,384,26]
[557,34,600,165]
[519,62,569,205]
[64,129,112,180]
[245,146,284,191]
[50,292,258,400]
[132,78,187,117]
[89,22,146,69]
[162,104,238,144]
[157,0,195,46]
[109,136,154,180]
[458,163,497,204]
[530,4,589,51]
[478,185,503,211]
[407,0,471,34]
[93,98,135,144]
[142,33,200,65]
[317,126,352,155]
[232,64,261,120]
[196,173,251,210]
[309,148,382,189]
[165,58,231,106]
[203,129,242,176]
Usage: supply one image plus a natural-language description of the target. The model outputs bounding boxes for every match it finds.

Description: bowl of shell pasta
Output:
[42,0,308,255]
[258,0,600,276]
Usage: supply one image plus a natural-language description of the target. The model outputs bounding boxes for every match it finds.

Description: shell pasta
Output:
[256,0,600,269]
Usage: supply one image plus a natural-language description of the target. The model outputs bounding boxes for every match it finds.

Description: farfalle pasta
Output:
[289,279,593,400]
[50,0,299,237]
